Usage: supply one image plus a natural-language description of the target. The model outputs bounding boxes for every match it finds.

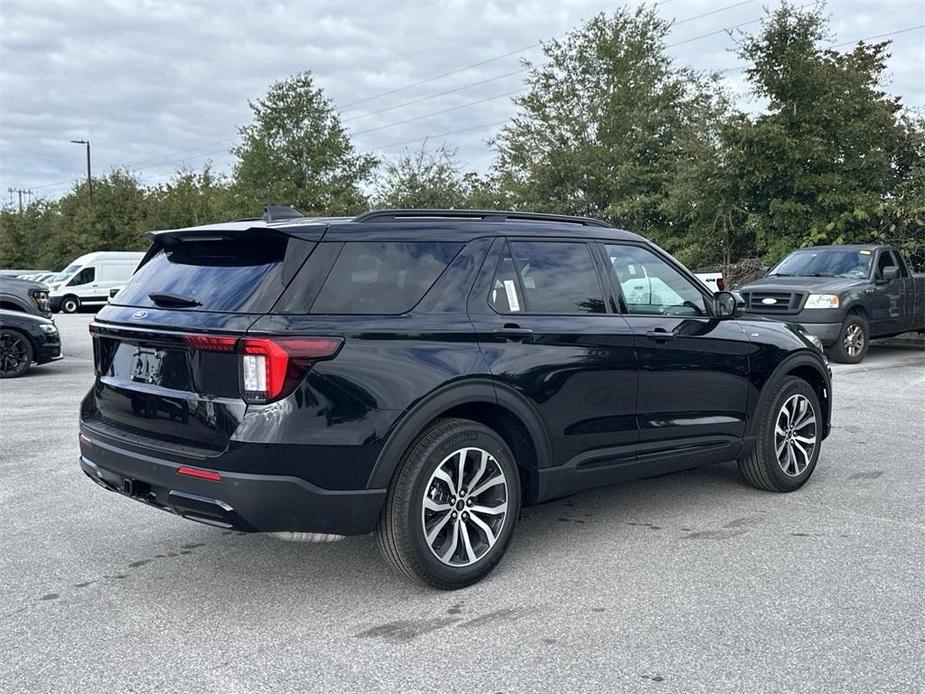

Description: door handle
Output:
[494,325,533,341]
[645,328,676,342]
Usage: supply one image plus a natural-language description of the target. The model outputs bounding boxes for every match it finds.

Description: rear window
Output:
[310,242,462,314]
[114,237,289,313]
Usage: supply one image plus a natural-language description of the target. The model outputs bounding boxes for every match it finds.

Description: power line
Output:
[718,24,925,75]
[33,0,773,192]
[350,88,525,137]
[340,0,753,111]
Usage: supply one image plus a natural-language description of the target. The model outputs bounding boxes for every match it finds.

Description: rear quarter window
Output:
[310,242,462,314]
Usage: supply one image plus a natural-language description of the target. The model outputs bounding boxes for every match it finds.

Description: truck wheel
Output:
[737,376,821,492]
[375,418,521,590]
[827,313,868,364]
[0,329,34,378]
[61,296,80,314]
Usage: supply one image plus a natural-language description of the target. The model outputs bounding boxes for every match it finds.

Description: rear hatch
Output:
[83,226,319,458]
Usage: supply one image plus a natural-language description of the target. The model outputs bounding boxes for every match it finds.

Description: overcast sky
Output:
[0,0,922,204]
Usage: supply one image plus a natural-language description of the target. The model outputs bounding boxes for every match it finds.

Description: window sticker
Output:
[503,279,521,312]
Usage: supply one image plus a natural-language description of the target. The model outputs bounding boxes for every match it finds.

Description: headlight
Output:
[39,324,58,335]
[805,294,839,309]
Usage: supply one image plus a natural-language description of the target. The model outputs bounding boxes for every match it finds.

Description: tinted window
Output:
[605,244,706,316]
[115,237,288,312]
[68,266,95,286]
[311,242,462,314]
[494,241,605,314]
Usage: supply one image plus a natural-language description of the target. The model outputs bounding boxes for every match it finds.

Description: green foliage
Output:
[491,7,720,245]
[231,72,378,217]
[375,144,470,209]
[2,7,922,273]
[733,3,924,264]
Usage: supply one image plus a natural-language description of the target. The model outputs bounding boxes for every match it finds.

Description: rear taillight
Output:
[185,334,343,404]
[717,277,726,291]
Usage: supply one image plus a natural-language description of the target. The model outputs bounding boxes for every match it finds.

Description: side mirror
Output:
[880,265,899,282]
[714,291,739,318]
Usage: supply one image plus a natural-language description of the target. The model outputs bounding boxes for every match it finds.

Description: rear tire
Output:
[375,418,521,590]
[737,376,821,492]
[827,312,868,363]
[61,296,80,314]
[0,329,34,378]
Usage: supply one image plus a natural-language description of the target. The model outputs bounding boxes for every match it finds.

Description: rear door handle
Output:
[645,328,675,342]
[494,325,533,341]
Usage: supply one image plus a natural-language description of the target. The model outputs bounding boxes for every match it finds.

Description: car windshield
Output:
[769,249,872,279]
[51,263,81,283]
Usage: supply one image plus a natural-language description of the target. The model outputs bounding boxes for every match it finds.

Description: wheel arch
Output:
[747,352,831,444]
[368,379,551,504]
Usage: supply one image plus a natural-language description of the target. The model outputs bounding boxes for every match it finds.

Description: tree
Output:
[45,170,149,269]
[146,166,231,231]
[375,143,470,209]
[734,3,925,261]
[490,7,722,241]
[231,72,378,216]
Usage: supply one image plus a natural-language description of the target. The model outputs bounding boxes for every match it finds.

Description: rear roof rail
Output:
[352,209,611,228]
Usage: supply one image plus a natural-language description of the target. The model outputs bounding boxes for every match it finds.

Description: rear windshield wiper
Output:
[148,291,201,308]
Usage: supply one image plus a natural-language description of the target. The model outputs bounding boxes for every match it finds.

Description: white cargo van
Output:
[48,251,145,313]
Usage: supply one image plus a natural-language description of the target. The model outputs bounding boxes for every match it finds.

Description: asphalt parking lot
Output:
[1,313,923,693]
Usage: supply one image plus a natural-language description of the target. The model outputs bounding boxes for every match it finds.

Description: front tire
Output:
[61,295,80,314]
[738,376,821,492]
[375,418,521,590]
[0,329,34,378]
[827,312,868,363]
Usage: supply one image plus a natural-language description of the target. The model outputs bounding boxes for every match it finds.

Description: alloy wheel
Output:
[421,447,509,567]
[0,333,29,376]
[774,394,817,477]
[844,323,864,358]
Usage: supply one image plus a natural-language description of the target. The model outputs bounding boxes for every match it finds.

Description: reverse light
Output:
[804,294,840,309]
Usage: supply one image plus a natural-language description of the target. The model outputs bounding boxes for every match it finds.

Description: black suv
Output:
[79,208,832,589]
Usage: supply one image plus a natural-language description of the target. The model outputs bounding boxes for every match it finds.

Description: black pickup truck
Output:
[738,244,924,363]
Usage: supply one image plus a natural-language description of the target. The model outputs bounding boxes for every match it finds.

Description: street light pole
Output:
[70,139,92,203]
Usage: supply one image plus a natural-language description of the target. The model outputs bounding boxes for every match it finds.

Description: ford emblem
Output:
[131,310,149,319]
[761,298,777,305]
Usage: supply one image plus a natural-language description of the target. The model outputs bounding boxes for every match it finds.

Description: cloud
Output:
[0,0,921,201]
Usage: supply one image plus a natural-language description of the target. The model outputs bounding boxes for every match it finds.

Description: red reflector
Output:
[79,433,92,446]
[177,467,221,482]
[717,277,726,291]
[185,335,238,352]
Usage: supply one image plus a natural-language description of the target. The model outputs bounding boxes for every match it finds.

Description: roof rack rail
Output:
[352,209,611,228]
[263,205,304,222]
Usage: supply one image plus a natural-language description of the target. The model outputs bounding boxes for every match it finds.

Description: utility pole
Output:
[7,187,32,213]
[70,139,92,203]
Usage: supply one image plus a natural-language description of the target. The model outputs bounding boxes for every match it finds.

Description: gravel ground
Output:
[1,312,923,694]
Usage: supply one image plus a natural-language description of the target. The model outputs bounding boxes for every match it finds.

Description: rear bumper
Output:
[78,434,386,535]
